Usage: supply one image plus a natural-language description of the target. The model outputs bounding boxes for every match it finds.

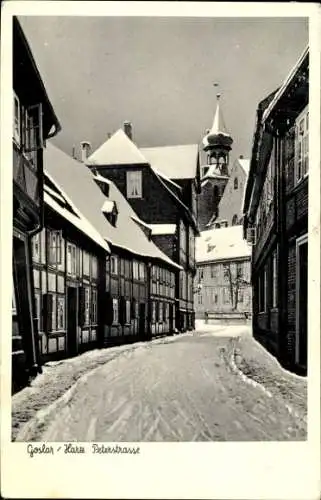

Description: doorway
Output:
[296,235,308,368]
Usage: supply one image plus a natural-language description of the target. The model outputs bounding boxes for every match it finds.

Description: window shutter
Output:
[42,293,53,332]
[78,287,86,327]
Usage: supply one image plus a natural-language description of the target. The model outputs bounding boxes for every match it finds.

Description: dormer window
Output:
[127,170,142,198]
[102,200,118,227]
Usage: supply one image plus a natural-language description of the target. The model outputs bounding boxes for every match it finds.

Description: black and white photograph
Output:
[1,2,320,499]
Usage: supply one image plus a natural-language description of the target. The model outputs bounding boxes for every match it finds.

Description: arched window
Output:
[234,177,238,190]
[232,214,238,226]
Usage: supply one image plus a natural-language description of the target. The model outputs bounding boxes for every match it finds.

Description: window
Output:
[214,294,218,304]
[238,289,244,303]
[57,296,65,330]
[152,301,156,323]
[234,177,238,190]
[67,243,77,276]
[232,214,238,226]
[139,262,145,281]
[111,255,118,275]
[295,106,309,182]
[133,261,139,280]
[236,262,243,279]
[32,233,40,262]
[211,265,217,279]
[83,251,90,276]
[223,288,230,304]
[126,300,131,324]
[84,287,90,325]
[126,170,142,198]
[272,251,278,308]
[159,302,163,322]
[13,92,21,145]
[91,256,98,279]
[92,288,98,324]
[12,277,17,314]
[48,231,62,265]
[199,268,204,280]
[34,293,41,332]
[198,294,202,305]
[112,298,119,324]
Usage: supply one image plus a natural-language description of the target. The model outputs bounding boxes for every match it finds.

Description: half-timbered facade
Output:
[12,18,61,392]
[87,126,199,333]
[243,47,309,374]
[43,143,181,354]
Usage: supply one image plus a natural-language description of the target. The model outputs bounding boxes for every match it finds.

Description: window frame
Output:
[126,170,142,199]
[13,92,21,146]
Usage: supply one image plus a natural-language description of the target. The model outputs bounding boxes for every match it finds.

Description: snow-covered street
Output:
[13,325,307,442]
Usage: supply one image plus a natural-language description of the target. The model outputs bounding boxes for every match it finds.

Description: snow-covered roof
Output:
[262,46,309,124]
[94,173,111,185]
[87,129,149,166]
[101,200,116,214]
[196,225,251,263]
[44,143,181,269]
[140,144,199,180]
[150,224,177,236]
[44,192,110,253]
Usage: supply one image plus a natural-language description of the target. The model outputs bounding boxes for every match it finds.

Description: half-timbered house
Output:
[43,144,181,353]
[12,17,61,391]
[86,126,199,332]
[243,47,309,374]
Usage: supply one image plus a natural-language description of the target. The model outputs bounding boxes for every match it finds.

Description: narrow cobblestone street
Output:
[14,325,307,442]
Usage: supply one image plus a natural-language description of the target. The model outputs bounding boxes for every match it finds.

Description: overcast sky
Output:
[19,16,308,163]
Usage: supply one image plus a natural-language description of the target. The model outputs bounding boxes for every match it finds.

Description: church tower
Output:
[197,92,233,231]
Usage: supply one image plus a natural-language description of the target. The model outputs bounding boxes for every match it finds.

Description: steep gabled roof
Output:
[87,129,149,166]
[140,144,199,180]
[44,143,181,269]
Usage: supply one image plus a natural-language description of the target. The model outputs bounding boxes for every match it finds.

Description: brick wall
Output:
[151,234,175,261]
[99,165,177,224]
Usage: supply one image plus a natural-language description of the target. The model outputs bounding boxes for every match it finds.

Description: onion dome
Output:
[203,93,233,151]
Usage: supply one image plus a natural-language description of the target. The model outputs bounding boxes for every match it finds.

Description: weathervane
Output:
[213,82,221,100]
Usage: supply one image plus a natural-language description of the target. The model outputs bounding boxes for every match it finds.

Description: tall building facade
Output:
[12,18,61,392]
[243,47,309,375]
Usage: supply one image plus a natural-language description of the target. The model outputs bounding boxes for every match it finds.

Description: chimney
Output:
[123,121,133,140]
[80,141,91,163]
